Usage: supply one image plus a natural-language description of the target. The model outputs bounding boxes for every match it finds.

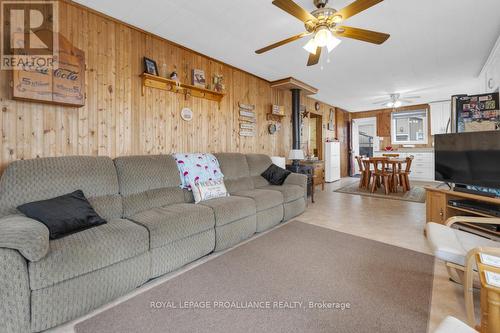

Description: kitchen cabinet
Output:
[374,151,435,181]
[430,101,451,135]
[376,112,391,137]
[480,39,500,93]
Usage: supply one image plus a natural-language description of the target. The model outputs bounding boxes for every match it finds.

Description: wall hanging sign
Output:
[328,108,335,131]
[12,33,85,107]
[240,123,256,130]
[239,130,255,137]
[238,102,256,136]
[180,107,193,121]
[267,104,286,122]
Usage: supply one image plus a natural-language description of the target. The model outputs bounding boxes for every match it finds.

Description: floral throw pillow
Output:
[173,153,224,189]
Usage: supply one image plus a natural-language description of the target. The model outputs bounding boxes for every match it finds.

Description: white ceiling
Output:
[75,0,500,111]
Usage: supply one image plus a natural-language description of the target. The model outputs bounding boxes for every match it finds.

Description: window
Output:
[391,109,428,144]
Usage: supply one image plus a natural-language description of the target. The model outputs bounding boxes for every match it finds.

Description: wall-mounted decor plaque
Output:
[12,34,85,107]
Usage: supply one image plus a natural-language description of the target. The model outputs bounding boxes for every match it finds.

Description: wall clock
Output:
[315,101,320,111]
[181,107,193,121]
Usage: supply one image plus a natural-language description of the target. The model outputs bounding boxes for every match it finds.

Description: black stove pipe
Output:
[291,89,301,150]
[291,88,301,168]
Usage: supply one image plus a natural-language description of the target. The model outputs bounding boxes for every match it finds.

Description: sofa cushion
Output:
[114,155,186,217]
[259,184,304,203]
[246,154,273,176]
[129,203,215,249]
[18,190,107,240]
[199,196,256,226]
[28,218,149,290]
[0,156,122,220]
[214,153,253,193]
[232,189,283,211]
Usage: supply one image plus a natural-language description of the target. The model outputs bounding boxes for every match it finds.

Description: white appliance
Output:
[324,141,341,182]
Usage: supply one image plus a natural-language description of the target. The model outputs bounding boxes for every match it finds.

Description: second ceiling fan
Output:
[256,0,390,66]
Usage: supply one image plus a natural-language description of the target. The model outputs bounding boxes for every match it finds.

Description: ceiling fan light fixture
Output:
[313,27,330,47]
[303,38,318,54]
[325,34,341,52]
[393,100,402,108]
[331,14,342,23]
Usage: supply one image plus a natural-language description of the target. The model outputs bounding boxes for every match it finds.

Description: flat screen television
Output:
[434,131,500,191]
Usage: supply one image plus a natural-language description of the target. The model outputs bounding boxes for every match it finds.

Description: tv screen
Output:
[435,131,500,189]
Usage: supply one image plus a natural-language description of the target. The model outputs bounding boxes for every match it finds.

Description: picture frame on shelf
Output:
[192,69,206,88]
[143,57,159,76]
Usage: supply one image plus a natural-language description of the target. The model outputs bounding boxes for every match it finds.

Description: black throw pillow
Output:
[17,190,107,239]
[261,164,291,185]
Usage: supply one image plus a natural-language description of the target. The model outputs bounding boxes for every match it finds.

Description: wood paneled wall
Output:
[0,0,350,175]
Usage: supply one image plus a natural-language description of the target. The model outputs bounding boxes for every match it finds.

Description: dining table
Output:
[361,157,409,193]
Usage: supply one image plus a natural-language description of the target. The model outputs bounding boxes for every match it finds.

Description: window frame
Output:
[391,109,429,145]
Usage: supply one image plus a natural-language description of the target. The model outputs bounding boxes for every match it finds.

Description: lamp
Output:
[288,149,305,167]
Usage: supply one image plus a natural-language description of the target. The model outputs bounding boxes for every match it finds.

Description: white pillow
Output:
[190,179,229,203]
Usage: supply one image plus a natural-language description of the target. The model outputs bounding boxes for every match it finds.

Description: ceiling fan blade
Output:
[335,26,390,44]
[403,95,421,99]
[255,32,311,54]
[272,0,317,23]
[335,0,384,21]
[307,47,322,66]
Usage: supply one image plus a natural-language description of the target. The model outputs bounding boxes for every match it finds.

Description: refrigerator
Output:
[324,141,341,182]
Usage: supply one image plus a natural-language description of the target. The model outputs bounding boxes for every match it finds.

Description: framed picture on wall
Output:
[192,69,206,88]
[328,108,335,131]
[143,57,159,76]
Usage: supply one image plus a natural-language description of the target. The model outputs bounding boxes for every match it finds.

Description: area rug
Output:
[335,180,432,203]
[75,221,435,333]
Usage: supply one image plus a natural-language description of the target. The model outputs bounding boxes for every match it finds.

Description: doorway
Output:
[308,113,323,160]
[351,117,378,174]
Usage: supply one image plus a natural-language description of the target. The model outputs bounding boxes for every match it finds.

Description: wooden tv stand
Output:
[425,187,500,240]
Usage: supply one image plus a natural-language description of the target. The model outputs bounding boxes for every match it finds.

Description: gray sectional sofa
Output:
[0,153,307,332]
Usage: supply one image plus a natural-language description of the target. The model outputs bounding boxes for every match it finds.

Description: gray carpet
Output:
[335,180,432,203]
[75,221,435,333]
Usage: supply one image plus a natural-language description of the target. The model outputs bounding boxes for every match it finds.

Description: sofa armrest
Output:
[284,173,308,189]
[0,215,49,262]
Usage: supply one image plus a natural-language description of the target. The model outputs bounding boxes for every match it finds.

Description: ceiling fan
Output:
[255,0,390,66]
[374,93,422,108]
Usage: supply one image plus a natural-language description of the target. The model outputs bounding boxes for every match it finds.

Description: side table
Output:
[286,164,315,203]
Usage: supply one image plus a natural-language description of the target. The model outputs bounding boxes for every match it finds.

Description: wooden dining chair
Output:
[397,155,414,192]
[369,158,392,195]
[355,156,370,189]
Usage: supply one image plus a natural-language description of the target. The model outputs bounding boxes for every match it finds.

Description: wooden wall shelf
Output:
[141,73,225,104]
[266,113,286,122]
